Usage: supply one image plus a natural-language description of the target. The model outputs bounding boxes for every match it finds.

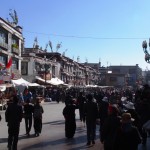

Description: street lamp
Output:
[44,54,47,97]
[142,39,150,63]
[44,55,47,85]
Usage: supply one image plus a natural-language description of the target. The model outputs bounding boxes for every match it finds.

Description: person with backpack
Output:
[33,98,44,137]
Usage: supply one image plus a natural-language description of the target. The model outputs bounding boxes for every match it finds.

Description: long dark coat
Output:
[101,114,121,150]
[63,104,77,138]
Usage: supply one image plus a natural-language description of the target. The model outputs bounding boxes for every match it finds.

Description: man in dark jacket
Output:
[5,95,23,150]
[84,94,99,145]
[113,113,141,150]
[23,98,34,136]
[77,92,86,122]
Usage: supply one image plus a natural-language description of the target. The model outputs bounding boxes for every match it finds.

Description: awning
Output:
[11,78,42,87]
[12,78,31,86]
[35,76,46,82]
[47,77,64,85]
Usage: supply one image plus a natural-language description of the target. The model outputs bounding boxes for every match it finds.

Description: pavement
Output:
[0,101,150,150]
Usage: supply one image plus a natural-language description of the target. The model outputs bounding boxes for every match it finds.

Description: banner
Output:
[6,57,12,69]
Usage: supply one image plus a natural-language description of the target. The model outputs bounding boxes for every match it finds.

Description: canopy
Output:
[11,78,41,87]
[35,76,45,83]
[12,78,30,86]
[36,76,65,86]
[47,77,64,85]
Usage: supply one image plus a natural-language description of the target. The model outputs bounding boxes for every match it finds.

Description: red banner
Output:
[6,57,12,69]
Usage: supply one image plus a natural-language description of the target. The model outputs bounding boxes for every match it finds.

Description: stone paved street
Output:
[0,102,150,150]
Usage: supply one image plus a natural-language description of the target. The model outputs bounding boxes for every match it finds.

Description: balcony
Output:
[12,47,19,54]
[12,44,19,54]
[0,41,8,50]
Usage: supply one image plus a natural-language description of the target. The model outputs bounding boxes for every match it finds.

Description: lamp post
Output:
[142,39,150,63]
[44,55,47,97]
[44,55,47,84]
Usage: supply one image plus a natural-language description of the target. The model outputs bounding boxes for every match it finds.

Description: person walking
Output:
[5,95,23,150]
[98,96,109,140]
[23,98,34,136]
[77,92,86,122]
[100,105,121,150]
[83,94,99,146]
[113,113,142,150]
[33,98,44,137]
[124,102,141,129]
[63,96,78,138]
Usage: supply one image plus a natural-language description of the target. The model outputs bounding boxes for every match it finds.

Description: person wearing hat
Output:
[113,113,141,150]
[124,102,141,129]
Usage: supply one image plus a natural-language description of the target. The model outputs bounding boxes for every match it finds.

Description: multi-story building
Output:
[100,64,143,88]
[0,17,24,83]
[21,47,60,83]
[22,46,100,86]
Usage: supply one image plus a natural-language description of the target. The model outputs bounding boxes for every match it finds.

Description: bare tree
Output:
[49,40,53,52]
[33,37,39,49]
[56,42,62,52]
[9,9,18,25]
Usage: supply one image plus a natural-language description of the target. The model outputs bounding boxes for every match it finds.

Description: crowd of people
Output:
[3,94,44,150]
[62,85,150,150]
[1,84,150,150]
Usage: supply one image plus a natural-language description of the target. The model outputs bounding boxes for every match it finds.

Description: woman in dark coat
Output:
[100,105,121,150]
[63,97,77,138]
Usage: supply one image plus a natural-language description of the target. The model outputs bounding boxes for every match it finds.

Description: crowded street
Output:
[0,101,150,150]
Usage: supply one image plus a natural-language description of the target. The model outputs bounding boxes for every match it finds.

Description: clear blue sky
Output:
[1,0,150,70]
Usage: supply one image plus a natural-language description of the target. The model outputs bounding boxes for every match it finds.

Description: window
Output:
[12,59,18,70]
[21,62,28,75]
[0,28,8,44]
[129,69,136,74]
[110,77,117,82]
[112,69,120,73]
[0,55,7,66]
[52,66,55,78]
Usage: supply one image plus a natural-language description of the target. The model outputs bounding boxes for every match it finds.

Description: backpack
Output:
[33,107,42,118]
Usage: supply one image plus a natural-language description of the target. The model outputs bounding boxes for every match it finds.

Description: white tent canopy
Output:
[36,76,64,86]
[12,78,30,86]
[47,77,64,85]
[35,76,45,83]
[11,78,41,87]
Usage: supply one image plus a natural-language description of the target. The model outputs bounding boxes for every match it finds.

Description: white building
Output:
[0,17,24,82]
